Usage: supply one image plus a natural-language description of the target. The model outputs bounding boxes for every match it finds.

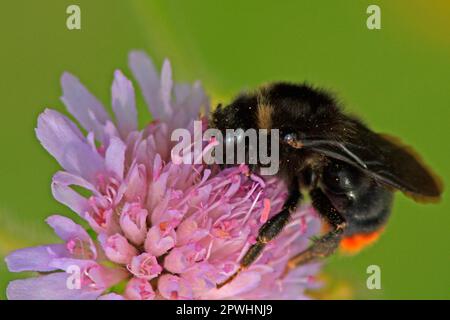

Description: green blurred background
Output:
[0,0,449,299]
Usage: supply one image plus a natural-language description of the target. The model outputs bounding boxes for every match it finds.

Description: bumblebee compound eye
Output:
[283,132,296,143]
[283,132,303,149]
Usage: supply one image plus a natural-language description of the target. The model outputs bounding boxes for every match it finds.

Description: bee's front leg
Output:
[217,177,301,288]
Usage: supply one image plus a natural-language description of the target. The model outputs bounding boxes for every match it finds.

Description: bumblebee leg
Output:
[283,188,346,275]
[217,178,301,288]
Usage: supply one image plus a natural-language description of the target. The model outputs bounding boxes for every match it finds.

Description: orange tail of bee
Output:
[339,229,384,254]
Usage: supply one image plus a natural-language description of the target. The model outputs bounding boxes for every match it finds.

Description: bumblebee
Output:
[211,82,442,286]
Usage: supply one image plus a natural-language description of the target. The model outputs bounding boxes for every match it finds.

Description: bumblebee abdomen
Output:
[340,229,384,254]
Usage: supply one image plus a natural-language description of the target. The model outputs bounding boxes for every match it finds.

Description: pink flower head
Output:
[5,51,322,300]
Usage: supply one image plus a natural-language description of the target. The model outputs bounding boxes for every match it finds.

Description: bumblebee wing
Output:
[304,124,442,202]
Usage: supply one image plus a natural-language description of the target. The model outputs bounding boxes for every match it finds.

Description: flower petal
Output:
[119,203,148,245]
[49,258,128,290]
[98,293,125,300]
[105,136,126,180]
[123,163,147,202]
[7,273,103,300]
[125,277,155,300]
[111,70,137,138]
[202,271,261,299]
[160,59,173,116]
[51,171,98,216]
[144,225,176,257]
[5,244,68,272]
[36,109,105,181]
[172,81,209,129]
[46,215,91,243]
[98,233,138,264]
[164,245,204,274]
[61,72,112,142]
[128,253,162,280]
[158,274,193,300]
[128,51,165,119]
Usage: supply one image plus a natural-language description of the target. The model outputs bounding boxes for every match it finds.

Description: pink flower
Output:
[128,253,162,280]
[5,51,322,300]
[125,277,156,300]
[119,202,148,245]
[99,233,138,265]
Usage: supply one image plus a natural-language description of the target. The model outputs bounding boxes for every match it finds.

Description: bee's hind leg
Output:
[283,188,346,276]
